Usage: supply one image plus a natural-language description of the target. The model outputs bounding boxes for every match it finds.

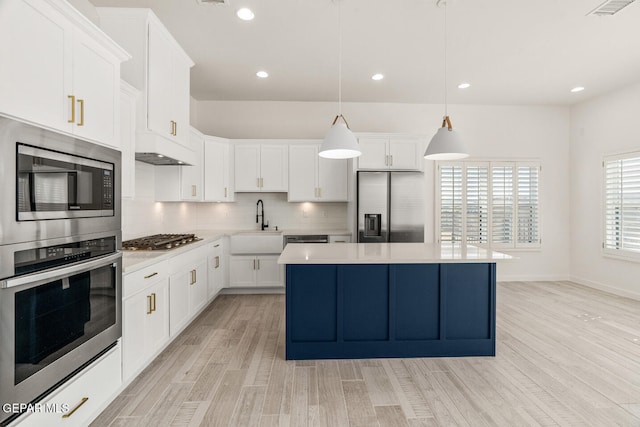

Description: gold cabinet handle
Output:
[390,155,393,166]
[77,99,84,126]
[62,397,88,418]
[256,177,260,188]
[253,259,256,270]
[170,120,175,136]
[144,272,158,279]
[174,121,177,136]
[260,177,264,188]
[152,293,157,312]
[192,185,196,197]
[147,295,152,314]
[190,269,197,285]
[257,259,260,270]
[68,95,76,123]
[318,187,322,198]
[215,255,220,269]
[224,187,227,198]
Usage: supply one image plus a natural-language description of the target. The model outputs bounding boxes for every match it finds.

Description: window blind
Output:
[439,165,463,243]
[604,154,640,256]
[437,160,541,249]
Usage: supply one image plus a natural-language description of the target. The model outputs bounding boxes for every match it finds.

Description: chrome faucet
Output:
[256,199,267,230]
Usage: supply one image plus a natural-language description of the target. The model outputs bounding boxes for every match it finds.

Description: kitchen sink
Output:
[230,231,283,254]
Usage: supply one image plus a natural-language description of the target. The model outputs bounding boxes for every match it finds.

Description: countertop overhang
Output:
[278,242,514,264]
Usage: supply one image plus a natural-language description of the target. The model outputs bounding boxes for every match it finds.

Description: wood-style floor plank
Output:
[93,282,640,426]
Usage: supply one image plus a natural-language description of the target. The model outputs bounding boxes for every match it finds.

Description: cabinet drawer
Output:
[14,345,121,427]
[124,262,169,298]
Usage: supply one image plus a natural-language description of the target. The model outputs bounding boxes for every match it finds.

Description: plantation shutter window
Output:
[437,160,541,250]
[604,153,640,258]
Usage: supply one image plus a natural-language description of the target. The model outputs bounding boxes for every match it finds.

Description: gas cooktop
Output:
[122,234,201,251]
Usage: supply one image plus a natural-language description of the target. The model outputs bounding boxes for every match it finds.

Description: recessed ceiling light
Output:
[371,73,384,81]
[256,70,269,78]
[157,154,164,158]
[236,8,254,21]
[571,86,585,93]
[458,83,471,89]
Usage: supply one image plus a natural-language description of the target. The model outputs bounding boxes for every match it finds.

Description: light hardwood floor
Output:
[92,281,640,426]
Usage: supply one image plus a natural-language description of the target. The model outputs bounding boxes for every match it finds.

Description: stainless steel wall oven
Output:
[0,117,122,425]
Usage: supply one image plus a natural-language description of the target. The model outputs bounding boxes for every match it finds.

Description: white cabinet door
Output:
[288,145,317,201]
[260,145,288,192]
[122,277,168,382]
[169,269,190,336]
[189,259,208,315]
[255,256,284,287]
[234,145,261,192]
[146,280,170,356]
[0,0,72,133]
[172,55,191,147]
[208,241,224,299]
[204,138,233,201]
[181,129,204,200]
[147,20,174,140]
[120,82,138,199]
[122,288,148,381]
[389,139,422,170]
[229,256,256,287]
[318,155,348,201]
[71,33,119,146]
[357,138,388,169]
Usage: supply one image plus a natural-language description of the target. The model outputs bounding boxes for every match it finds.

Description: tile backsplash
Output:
[122,162,348,240]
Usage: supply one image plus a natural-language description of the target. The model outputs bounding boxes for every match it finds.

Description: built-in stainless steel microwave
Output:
[0,117,121,246]
[17,143,115,221]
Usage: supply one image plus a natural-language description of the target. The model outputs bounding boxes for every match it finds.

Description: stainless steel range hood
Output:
[135,131,196,166]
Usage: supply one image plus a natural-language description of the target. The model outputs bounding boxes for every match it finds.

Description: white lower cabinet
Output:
[207,240,225,299]
[122,266,169,382]
[14,344,121,427]
[229,255,283,288]
[169,251,208,336]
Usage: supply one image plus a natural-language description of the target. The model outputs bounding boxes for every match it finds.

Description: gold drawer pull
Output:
[152,293,157,312]
[215,255,220,268]
[144,272,158,279]
[62,397,88,418]
[147,295,152,314]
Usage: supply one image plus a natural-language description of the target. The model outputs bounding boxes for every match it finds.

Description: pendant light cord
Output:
[338,0,343,116]
[444,0,448,118]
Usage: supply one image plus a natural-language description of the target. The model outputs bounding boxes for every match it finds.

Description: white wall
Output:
[570,81,640,299]
[195,101,572,281]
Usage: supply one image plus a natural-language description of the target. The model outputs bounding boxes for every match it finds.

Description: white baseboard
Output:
[497,275,570,282]
[569,275,640,301]
[220,287,285,295]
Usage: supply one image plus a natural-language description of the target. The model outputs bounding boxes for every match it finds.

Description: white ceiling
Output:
[89,0,640,105]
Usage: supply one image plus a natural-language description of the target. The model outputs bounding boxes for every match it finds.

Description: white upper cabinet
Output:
[357,136,424,171]
[180,128,204,200]
[154,126,204,201]
[0,0,128,148]
[288,144,348,202]
[97,8,194,147]
[234,143,288,192]
[204,136,235,202]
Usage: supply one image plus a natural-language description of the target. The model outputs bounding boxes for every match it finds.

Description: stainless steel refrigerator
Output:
[357,171,425,243]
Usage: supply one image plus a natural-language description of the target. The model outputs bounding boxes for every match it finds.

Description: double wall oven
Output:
[0,117,122,425]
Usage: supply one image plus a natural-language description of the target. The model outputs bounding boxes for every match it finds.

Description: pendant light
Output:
[424,0,468,160]
[319,0,361,159]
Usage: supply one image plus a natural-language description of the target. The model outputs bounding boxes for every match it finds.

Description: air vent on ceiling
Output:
[196,0,230,5]
[587,0,636,15]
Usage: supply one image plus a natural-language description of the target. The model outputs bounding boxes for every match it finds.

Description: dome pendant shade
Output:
[424,116,469,160]
[319,116,361,159]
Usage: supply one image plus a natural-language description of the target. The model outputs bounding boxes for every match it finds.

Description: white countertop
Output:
[122,229,352,273]
[277,242,514,264]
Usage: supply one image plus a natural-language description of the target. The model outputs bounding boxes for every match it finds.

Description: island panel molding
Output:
[285,262,496,360]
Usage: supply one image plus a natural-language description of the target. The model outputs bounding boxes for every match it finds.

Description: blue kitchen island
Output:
[278,242,512,360]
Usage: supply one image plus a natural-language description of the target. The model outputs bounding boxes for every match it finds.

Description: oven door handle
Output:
[0,252,122,289]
